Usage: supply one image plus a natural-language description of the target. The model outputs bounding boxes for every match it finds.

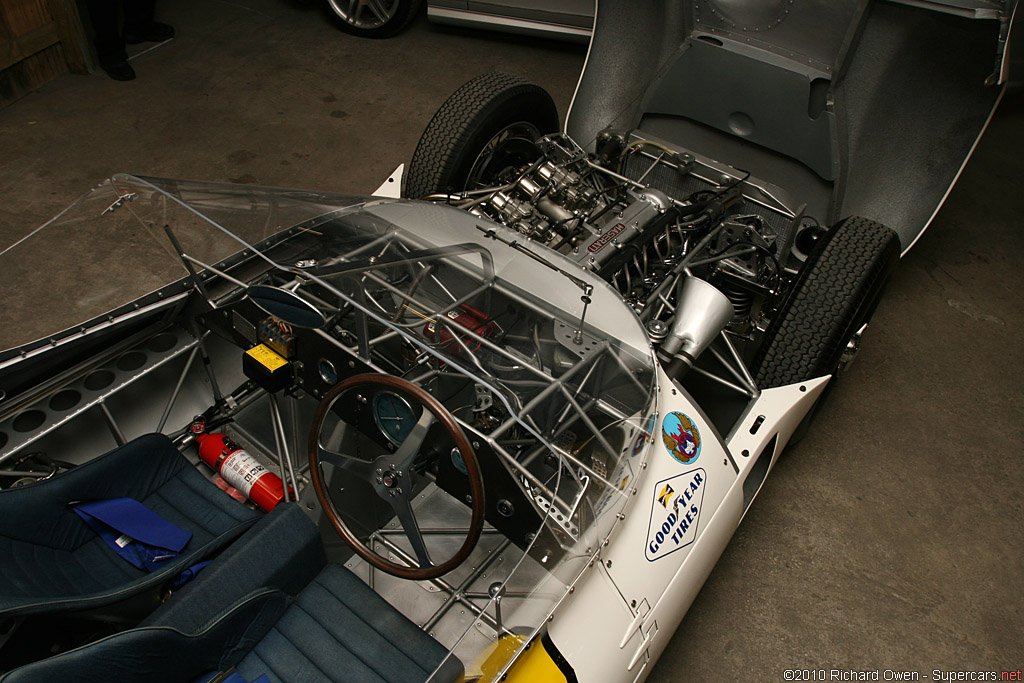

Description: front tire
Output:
[405,72,559,200]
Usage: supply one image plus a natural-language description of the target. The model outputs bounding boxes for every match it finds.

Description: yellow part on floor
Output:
[465,634,568,683]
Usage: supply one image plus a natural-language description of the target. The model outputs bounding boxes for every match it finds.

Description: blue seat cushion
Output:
[0,433,259,619]
[234,565,463,683]
[0,506,464,683]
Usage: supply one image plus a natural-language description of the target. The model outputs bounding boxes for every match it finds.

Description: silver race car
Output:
[0,1,1015,681]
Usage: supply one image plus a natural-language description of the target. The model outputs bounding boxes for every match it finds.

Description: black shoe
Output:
[124,22,175,44]
[102,60,136,81]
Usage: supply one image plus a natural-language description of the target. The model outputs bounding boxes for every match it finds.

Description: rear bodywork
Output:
[567,0,1017,251]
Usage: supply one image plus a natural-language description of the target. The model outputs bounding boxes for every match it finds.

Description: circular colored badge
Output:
[661,412,701,464]
[632,414,656,456]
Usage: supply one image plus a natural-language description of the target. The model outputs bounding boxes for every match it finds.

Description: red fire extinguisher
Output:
[193,425,285,513]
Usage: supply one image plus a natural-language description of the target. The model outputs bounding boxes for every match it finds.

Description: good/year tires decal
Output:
[647,468,706,561]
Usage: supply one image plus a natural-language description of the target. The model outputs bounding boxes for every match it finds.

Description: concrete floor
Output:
[0,1,1021,680]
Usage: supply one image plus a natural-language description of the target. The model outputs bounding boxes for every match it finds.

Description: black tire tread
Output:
[405,72,557,199]
[754,216,900,389]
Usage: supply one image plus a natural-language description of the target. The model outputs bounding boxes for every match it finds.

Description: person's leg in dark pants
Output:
[123,0,175,44]
[84,0,134,80]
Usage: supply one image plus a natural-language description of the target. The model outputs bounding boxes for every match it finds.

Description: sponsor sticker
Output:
[646,468,706,561]
[593,463,634,518]
[662,412,701,465]
[632,414,656,456]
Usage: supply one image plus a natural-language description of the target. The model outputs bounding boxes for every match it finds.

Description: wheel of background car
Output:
[404,71,559,200]
[753,216,900,435]
[308,373,485,580]
[325,0,421,39]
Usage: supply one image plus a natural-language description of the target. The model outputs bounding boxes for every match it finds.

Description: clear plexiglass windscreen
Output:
[3,174,659,677]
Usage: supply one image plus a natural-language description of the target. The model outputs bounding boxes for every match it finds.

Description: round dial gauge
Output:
[372,391,417,445]
[318,359,338,385]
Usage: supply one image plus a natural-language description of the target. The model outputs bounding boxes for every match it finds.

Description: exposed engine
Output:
[436,132,800,365]
[467,136,675,278]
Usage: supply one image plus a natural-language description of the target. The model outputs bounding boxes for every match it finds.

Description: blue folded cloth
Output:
[72,497,192,572]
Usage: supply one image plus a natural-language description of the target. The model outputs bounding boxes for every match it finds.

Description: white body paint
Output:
[547,369,828,681]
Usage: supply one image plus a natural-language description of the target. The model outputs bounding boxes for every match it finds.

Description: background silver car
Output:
[327,0,592,39]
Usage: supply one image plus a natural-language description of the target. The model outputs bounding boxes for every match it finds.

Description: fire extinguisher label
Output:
[220,450,266,498]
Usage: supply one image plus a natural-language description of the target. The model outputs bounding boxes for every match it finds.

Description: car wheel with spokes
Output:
[326,0,421,38]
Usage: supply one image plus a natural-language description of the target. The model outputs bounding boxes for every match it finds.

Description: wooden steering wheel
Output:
[308,373,485,580]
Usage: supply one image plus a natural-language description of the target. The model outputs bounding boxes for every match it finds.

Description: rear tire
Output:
[755,216,901,389]
[405,72,558,199]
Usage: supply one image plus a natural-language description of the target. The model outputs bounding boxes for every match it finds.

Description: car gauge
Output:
[372,390,416,445]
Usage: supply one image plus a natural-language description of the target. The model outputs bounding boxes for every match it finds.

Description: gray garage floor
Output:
[0,1,1021,680]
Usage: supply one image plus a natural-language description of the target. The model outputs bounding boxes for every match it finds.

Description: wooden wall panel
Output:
[0,41,66,105]
[0,0,88,109]
[1,0,53,36]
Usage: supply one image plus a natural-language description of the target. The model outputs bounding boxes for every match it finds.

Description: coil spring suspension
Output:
[719,280,753,324]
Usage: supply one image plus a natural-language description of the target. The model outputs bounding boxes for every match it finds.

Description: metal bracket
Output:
[101,192,136,215]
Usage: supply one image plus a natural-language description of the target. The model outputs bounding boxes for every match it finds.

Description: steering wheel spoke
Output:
[316,444,376,478]
[391,409,435,471]
[388,493,433,568]
[314,418,379,476]
[308,373,485,580]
